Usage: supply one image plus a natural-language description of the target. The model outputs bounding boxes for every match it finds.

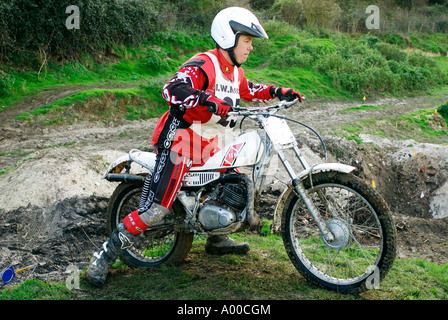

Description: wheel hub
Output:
[322,218,351,250]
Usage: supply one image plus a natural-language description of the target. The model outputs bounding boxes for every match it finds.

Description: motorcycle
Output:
[102,98,396,293]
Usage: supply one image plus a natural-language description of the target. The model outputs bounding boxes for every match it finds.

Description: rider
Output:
[87,6,302,286]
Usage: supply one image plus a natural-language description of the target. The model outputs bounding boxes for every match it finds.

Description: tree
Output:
[302,0,341,29]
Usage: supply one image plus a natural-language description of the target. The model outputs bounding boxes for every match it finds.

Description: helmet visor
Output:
[229,20,268,40]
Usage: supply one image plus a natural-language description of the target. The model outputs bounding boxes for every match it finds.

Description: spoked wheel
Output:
[107,180,194,268]
[281,171,396,294]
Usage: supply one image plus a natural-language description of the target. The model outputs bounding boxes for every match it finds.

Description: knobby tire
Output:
[106,180,193,268]
[281,171,396,294]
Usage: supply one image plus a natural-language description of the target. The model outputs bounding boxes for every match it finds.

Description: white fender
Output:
[103,149,157,177]
[271,163,357,233]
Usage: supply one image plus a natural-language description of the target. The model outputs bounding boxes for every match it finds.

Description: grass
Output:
[14,83,169,125]
[2,27,447,132]
[331,108,448,145]
[0,32,209,110]
[14,88,139,121]
[1,231,447,300]
[339,104,396,113]
[245,67,351,101]
[365,258,448,300]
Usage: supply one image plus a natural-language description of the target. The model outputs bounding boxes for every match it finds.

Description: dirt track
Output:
[0,86,448,284]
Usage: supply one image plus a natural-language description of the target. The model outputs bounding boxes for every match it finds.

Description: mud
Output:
[1,87,448,285]
[0,196,108,282]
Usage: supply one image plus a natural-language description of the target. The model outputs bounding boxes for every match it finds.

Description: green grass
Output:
[0,279,77,300]
[339,104,396,113]
[0,31,211,110]
[14,88,139,121]
[434,56,448,73]
[246,67,351,101]
[14,83,169,125]
[1,231,447,300]
[4,27,448,115]
[331,108,448,145]
[1,60,145,109]
[365,258,448,300]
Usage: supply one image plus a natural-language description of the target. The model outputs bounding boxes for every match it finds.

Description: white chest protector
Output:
[190,52,240,140]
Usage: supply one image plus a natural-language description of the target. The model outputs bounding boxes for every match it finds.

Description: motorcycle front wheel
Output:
[106,180,194,268]
[281,171,396,294]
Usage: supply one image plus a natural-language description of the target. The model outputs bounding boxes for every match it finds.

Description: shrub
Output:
[0,68,16,98]
[313,37,397,95]
[375,42,407,62]
[439,101,448,123]
[270,46,314,69]
[0,0,160,66]
[145,48,171,72]
[310,33,446,96]
[271,0,305,26]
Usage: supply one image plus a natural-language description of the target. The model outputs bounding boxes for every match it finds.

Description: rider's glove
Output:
[203,95,231,117]
[274,87,303,102]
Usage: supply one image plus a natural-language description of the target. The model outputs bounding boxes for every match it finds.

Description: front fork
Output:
[277,146,334,242]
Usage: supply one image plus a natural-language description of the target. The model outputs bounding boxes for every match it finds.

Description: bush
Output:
[270,46,314,69]
[0,69,16,98]
[145,48,171,72]
[271,0,305,26]
[439,101,448,123]
[308,33,447,96]
[313,37,397,95]
[0,0,160,66]
[374,42,407,62]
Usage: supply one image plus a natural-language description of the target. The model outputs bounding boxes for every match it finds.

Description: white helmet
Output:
[211,7,268,66]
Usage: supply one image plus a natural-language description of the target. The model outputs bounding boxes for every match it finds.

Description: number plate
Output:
[263,117,296,145]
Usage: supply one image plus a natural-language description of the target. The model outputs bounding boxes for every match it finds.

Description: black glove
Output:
[275,87,303,102]
[203,95,231,117]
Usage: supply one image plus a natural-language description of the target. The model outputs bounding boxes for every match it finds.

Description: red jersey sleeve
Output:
[162,65,208,110]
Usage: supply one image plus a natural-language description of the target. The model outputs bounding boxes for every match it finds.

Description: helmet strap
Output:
[227,49,241,68]
[227,33,242,67]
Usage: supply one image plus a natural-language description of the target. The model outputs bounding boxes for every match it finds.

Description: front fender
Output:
[271,163,356,233]
[103,149,157,178]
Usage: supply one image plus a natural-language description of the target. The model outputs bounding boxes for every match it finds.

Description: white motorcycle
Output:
[103,99,396,293]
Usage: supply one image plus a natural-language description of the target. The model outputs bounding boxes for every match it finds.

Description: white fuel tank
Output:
[190,130,264,171]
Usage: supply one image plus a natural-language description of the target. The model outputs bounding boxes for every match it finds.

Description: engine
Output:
[198,183,247,231]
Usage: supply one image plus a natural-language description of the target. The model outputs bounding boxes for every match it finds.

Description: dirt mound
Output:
[394,213,448,263]
[0,196,108,282]
[0,145,123,212]
[324,134,448,219]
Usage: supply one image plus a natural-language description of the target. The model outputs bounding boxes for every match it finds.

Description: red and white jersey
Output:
[189,51,240,140]
[152,48,276,165]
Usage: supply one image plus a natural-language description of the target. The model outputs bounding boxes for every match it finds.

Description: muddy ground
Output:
[0,87,447,284]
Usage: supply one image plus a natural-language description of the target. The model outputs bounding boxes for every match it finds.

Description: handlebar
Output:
[207,98,301,116]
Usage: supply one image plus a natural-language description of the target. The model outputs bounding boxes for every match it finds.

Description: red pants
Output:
[139,148,192,212]
[123,148,191,235]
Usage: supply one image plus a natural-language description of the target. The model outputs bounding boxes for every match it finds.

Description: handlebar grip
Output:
[207,105,217,113]
[207,105,235,114]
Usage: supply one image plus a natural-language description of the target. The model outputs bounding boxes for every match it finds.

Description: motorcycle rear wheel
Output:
[106,180,194,268]
[281,171,396,294]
